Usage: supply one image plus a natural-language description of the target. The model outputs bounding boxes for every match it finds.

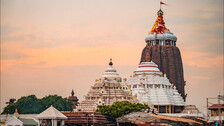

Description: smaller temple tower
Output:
[127,61,185,113]
[78,59,136,112]
[68,90,79,109]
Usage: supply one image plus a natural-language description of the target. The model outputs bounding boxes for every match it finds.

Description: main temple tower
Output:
[140,9,186,100]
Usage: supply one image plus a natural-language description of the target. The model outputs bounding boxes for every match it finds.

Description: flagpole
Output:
[160,2,161,10]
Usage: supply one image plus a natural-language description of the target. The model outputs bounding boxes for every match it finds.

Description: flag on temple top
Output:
[160,1,168,6]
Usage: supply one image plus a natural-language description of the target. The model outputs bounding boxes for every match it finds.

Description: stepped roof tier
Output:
[127,61,185,113]
[77,59,137,112]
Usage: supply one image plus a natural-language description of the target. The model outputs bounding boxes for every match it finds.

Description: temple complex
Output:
[77,59,136,112]
[68,90,79,109]
[127,61,185,113]
[140,9,186,100]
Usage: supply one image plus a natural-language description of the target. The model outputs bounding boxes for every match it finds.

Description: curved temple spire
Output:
[150,9,170,34]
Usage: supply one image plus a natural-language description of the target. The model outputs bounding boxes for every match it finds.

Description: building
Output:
[5,116,38,126]
[182,105,201,114]
[127,61,185,113]
[68,90,79,109]
[208,104,224,122]
[116,112,203,126]
[77,59,136,112]
[140,8,186,100]
[62,112,111,126]
[36,105,67,126]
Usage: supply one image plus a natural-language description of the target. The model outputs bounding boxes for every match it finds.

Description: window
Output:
[155,84,160,88]
[147,84,153,88]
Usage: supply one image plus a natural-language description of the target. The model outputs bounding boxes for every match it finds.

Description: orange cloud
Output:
[182,50,223,67]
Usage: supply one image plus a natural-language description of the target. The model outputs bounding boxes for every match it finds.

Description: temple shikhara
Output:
[68,90,79,109]
[127,61,185,113]
[77,59,136,112]
[140,9,186,100]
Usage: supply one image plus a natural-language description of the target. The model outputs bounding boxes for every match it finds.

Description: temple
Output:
[127,61,185,113]
[77,59,136,112]
[140,9,186,100]
[68,90,79,109]
[145,9,177,46]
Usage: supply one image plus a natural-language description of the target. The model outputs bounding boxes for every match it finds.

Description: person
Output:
[215,121,219,126]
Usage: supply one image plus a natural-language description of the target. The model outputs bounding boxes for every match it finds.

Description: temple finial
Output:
[71,89,74,96]
[109,58,113,66]
[157,9,164,15]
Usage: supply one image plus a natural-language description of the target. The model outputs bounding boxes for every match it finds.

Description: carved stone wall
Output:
[140,43,185,100]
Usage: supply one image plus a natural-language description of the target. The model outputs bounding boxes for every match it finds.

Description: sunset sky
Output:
[1,0,223,114]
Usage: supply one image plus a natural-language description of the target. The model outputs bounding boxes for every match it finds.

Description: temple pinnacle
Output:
[109,58,113,66]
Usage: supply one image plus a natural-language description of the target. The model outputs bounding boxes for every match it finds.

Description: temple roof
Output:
[77,59,136,112]
[127,61,185,106]
[102,59,121,79]
[145,9,177,42]
[134,61,162,76]
[36,106,67,119]
[150,9,169,34]
[208,104,224,110]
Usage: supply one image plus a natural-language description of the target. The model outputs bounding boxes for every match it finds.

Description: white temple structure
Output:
[77,59,136,112]
[127,61,185,113]
[36,106,67,126]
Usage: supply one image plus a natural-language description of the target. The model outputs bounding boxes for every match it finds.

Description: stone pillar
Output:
[52,119,57,126]
[60,120,65,126]
[38,120,42,126]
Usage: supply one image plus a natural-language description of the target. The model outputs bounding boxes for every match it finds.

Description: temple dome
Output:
[101,59,121,80]
[127,61,185,113]
[134,61,163,76]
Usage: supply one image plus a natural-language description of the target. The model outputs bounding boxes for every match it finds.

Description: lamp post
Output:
[86,113,88,126]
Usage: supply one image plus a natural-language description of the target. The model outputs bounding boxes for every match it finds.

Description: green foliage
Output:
[6,98,16,105]
[2,95,73,114]
[96,101,149,122]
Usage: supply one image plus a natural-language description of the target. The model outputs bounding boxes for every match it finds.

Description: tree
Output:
[2,95,73,114]
[39,95,73,112]
[6,98,16,105]
[96,101,149,122]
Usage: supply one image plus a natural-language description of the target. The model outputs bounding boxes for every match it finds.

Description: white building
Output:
[36,105,67,126]
[127,61,185,113]
[5,116,38,126]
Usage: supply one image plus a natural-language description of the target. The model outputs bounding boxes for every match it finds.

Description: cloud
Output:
[182,50,223,68]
